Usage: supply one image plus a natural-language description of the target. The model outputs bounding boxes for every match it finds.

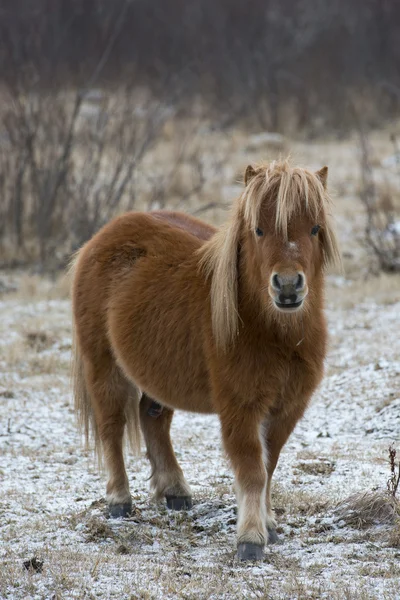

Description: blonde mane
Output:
[198,159,342,350]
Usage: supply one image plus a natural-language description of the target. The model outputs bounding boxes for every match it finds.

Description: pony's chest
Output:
[247,344,317,399]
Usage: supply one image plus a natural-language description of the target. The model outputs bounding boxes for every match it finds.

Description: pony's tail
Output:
[71,310,142,468]
[69,251,141,468]
[69,251,100,461]
[71,325,99,456]
[124,387,142,458]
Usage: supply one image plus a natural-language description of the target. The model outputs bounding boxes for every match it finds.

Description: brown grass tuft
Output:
[334,490,399,529]
[85,517,115,543]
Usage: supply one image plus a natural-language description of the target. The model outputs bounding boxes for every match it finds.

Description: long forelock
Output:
[243,160,342,268]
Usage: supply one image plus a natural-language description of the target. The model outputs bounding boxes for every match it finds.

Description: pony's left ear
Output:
[244,165,257,186]
[315,166,328,189]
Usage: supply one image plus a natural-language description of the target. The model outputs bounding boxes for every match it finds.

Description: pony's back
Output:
[152,210,216,241]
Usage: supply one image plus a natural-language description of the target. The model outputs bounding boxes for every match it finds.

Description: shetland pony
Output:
[71,160,341,561]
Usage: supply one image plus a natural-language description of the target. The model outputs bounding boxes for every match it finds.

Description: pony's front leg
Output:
[263,401,311,543]
[220,407,267,561]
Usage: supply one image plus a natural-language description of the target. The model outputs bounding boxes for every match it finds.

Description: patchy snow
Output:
[0,276,400,600]
[381,153,400,169]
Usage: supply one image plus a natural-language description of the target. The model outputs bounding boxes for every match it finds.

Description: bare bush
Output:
[0,88,175,268]
[0,0,219,269]
[357,130,400,273]
[0,85,232,270]
[0,0,238,271]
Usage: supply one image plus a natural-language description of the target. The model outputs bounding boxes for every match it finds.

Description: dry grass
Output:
[334,491,399,530]
[387,522,400,548]
[294,459,336,476]
[0,272,72,302]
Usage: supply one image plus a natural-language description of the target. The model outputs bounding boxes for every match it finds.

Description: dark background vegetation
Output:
[0,0,399,270]
[1,0,400,131]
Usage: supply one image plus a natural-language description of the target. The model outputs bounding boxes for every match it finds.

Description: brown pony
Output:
[71,160,341,561]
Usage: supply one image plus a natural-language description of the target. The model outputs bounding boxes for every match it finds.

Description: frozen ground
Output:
[1,131,400,600]
[0,269,399,600]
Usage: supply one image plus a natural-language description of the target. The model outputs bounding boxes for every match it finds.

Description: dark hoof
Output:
[267,527,279,544]
[108,502,132,518]
[237,542,264,561]
[166,496,193,510]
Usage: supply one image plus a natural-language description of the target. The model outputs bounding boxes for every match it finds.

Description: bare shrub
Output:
[0,86,173,268]
[357,130,400,273]
[0,86,225,270]
[0,0,231,271]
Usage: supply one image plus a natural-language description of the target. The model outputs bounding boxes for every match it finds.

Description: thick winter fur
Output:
[71,161,341,555]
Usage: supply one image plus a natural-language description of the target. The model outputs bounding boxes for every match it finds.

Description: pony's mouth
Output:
[274,299,304,311]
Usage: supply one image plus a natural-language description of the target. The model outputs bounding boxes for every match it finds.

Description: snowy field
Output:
[1,276,399,599]
[1,134,400,599]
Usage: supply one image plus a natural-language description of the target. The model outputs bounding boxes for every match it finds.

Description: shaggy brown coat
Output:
[71,160,341,560]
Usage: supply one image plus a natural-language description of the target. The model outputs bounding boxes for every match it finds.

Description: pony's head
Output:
[199,160,342,350]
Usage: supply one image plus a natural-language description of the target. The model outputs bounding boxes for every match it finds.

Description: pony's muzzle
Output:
[270,271,306,311]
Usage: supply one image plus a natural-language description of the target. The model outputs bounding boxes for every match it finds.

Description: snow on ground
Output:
[0,269,399,600]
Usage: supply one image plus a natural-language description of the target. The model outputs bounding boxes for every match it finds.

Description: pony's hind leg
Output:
[139,394,192,510]
[84,357,136,518]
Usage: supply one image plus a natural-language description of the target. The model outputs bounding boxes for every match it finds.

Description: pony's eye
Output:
[311,225,321,236]
[255,227,263,237]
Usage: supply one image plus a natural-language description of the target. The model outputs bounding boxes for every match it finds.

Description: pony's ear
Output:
[315,166,328,189]
[244,165,257,186]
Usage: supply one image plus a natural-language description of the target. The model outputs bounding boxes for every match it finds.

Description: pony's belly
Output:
[115,346,214,413]
[141,382,215,414]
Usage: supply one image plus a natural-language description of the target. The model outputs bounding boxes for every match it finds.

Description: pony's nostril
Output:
[272,274,281,290]
[296,273,304,290]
